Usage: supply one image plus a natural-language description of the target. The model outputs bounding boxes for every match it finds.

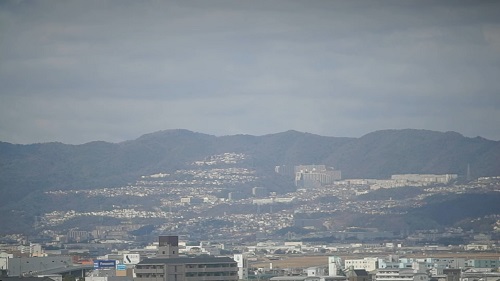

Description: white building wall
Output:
[234,254,248,280]
[328,256,342,276]
[344,258,378,272]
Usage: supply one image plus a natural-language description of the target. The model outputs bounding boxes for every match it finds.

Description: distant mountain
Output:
[325,129,500,178]
[1,128,499,232]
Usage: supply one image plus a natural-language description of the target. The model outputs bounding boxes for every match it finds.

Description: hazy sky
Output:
[1,0,500,144]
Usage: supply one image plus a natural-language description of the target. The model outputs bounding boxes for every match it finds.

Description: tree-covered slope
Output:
[1,129,499,212]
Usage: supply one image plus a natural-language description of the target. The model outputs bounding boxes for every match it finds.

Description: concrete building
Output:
[464,259,500,268]
[442,269,460,281]
[306,267,328,277]
[1,252,13,271]
[294,165,328,174]
[180,197,204,205]
[233,254,248,280]
[252,187,268,198]
[271,277,347,281]
[390,174,457,184]
[375,269,429,281]
[344,258,378,272]
[135,257,238,281]
[134,236,238,281]
[378,257,467,271]
[68,230,90,242]
[276,165,342,187]
[6,256,73,277]
[461,270,500,281]
[274,165,295,177]
[415,258,466,269]
[158,236,179,258]
[86,277,133,281]
[328,257,342,277]
[296,171,342,188]
[29,244,43,257]
[0,277,56,281]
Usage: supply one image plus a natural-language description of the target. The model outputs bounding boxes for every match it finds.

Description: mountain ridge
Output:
[1,128,499,205]
[1,128,500,234]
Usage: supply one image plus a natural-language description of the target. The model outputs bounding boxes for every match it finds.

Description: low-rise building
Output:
[375,269,429,281]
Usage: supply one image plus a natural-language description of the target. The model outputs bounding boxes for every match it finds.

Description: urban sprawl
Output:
[1,153,499,281]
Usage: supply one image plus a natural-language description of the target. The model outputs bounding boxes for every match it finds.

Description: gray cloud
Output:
[1,0,500,144]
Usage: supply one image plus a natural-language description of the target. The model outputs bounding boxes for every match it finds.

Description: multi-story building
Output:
[252,187,268,198]
[344,258,378,272]
[274,165,295,177]
[134,236,238,281]
[233,254,248,280]
[135,257,238,281]
[276,165,342,187]
[375,269,428,281]
[390,174,457,184]
[464,259,500,269]
[6,256,73,277]
[378,257,466,270]
[68,230,90,242]
[295,165,341,188]
[328,256,342,277]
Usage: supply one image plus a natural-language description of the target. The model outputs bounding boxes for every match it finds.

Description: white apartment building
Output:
[390,174,457,184]
[344,258,378,272]
[378,257,466,270]
[375,269,429,281]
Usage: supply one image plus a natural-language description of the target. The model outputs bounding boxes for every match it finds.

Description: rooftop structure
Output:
[135,236,238,281]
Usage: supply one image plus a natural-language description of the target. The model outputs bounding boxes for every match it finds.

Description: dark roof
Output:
[0,277,54,281]
[138,256,235,265]
[353,270,369,276]
[34,265,93,275]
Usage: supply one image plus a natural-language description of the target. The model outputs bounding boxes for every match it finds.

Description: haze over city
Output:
[1,1,500,144]
[2,3,500,281]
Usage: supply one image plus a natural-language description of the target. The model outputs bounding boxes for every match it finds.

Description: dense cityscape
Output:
[1,152,500,281]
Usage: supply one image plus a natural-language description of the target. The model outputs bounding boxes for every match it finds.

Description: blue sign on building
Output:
[94,260,117,269]
[116,264,126,271]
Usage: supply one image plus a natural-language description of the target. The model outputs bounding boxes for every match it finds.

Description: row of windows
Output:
[185,264,236,269]
[185,272,237,277]
[137,265,164,269]
[136,274,165,278]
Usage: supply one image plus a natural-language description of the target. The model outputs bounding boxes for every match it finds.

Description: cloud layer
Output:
[1,0,500,144]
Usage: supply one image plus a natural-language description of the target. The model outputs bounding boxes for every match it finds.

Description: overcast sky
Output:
[1,0,500,144]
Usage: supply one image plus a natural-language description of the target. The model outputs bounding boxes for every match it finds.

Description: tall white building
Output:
[328,256,343,276]
[234,254,248,280]
[295,165,341,188]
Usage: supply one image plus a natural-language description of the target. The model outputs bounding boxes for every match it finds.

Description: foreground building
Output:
[134,236,238,281]
[375,269,429,281]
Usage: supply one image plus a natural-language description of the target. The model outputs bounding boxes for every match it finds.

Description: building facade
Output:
[375,269,429,281]
[135,257,238,281]
[135,236,238,281]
